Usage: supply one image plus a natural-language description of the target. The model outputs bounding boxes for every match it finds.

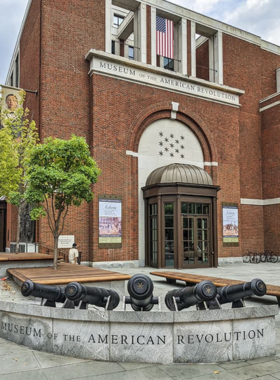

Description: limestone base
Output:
[0,302,277,364]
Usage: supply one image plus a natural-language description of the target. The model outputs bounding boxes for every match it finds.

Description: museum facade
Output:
[2,0,280,268]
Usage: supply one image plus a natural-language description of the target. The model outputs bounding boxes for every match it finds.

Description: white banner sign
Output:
[58,235,75,248]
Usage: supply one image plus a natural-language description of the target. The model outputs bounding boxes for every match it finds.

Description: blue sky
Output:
[1,0,280,85]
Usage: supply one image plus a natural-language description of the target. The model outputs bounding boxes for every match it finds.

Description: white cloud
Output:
[0,0,29,84]
[223,0,280,43]
[169,0,280,45]
[1,0,280,85]
[168,0,220,13]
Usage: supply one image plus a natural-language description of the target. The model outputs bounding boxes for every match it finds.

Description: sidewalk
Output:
[0,261,279,380]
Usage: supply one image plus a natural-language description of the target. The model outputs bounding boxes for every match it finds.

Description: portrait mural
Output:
[0,85,21,129]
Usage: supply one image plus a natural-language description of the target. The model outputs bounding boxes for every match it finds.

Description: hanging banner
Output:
[98,196,122,248]
[223,204,239,245]
[0,85,22,128]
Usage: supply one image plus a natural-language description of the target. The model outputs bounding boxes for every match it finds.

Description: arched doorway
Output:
[142,164,220,269]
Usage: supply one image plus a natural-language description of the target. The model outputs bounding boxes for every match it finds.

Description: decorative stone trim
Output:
[241,198,280,206]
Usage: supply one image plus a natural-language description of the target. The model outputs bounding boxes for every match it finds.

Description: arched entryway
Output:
[142,164,220,269]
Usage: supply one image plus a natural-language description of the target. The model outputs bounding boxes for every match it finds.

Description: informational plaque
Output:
[99,195,122,248]
[222,203,239,246]
[58,235,75,248]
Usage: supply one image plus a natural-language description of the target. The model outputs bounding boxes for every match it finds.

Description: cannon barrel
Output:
[214,278,266,306]
[165,280,217,311]
[65,282,120,310]
[21,280,66,305]
[126,274,157,311]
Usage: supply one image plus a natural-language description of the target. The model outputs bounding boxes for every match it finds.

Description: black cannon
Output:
[208,278,267,309]
[165,280,217,311]
[21,280,75,308]
[125,274,158,311]
[65,282,120,310]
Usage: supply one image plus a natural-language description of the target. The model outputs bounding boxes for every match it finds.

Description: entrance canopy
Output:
[146,163,213,186]
[142,163,220,269]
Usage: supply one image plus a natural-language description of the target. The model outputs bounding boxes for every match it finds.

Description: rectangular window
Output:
[113,14,124,27]
[10,72,14,87]
[128,46,134,60]
[149,204,158,266]
[164,202,174,267]
[15,54,19,87]
[111,40,115,55]
[164,57,174,71]
[182,203,209,215]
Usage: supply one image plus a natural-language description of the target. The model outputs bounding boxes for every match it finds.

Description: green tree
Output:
[0,91,38,253]
[0,127,20,196]
[24,135,101,269]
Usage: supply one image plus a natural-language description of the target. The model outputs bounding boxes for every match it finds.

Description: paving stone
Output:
[42,361,124,380]
[33,350,90,368]
[225,360,280,380]
[0,369,48,380]
[159,363,225,379]
[71,366,173,380]
[0,352,40,375]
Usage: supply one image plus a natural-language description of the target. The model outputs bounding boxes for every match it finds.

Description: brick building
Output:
[3,0,280,268]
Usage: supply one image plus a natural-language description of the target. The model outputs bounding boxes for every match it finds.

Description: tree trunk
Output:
[53,233,59,270]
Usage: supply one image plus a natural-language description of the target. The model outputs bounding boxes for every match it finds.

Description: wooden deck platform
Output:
[0,253,63,261]
[7,262,131,285]
[150,271,280,305]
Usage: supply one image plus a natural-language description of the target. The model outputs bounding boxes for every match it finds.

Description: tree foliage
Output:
[25,135,101,269]
[0,127,20,196]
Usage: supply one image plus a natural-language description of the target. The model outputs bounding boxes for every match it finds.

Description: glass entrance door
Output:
[182,215,210,267]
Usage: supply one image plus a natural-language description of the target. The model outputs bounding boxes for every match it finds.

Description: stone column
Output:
[208,35,214,82]
[191,21,196,77]
[140,4,147,64]
[214,31,223,85]
[135,4,147,63]
[174,18,187,75]
[105,0,111,53]
[151,7,157,66]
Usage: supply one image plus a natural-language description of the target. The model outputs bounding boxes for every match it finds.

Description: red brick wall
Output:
[261,101,280,252]
[196,40,209,81]
[90,72,241,259]
[34,0,106,261]
[6,203,18,246]
[14,1,280,261]
[222,34,267,253]
[262,104,280,199]
[20,0,41,132]
[260,49,280,98]
[263,205,280,253]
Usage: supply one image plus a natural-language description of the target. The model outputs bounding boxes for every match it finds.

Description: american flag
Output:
[156,16,174,59]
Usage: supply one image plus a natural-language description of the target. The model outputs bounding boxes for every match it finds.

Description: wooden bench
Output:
[150,271,280,305]
[7,262,131,285]
[0,253,64,261]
